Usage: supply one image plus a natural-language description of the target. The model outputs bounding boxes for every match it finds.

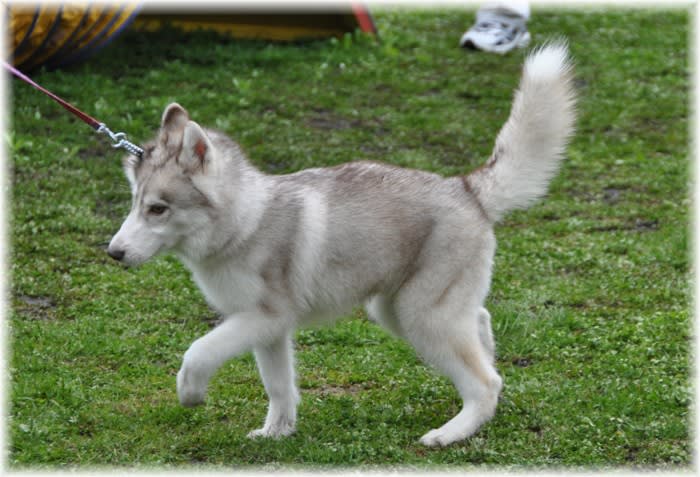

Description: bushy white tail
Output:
[468,42,577,223]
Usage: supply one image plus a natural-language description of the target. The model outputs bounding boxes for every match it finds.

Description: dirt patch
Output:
[304,381,373,397]
[602,187,623,204]
[456,90,482,101]
[528,424,543,436]
[634,219,659,231]
[16,294,57,320]
[625,445,641,462]
[306,108,363,131]
[590,218,659,233]
[305,108,388,136]
[511,357,532,368]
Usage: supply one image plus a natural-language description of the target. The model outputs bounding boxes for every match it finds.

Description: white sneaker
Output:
[460,11,531,54]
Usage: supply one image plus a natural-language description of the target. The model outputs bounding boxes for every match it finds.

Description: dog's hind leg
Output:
[418,324,502,447]
[248,333,300,439]
[395,268,502,447]
[176,312,291,408]
[405,306,502,447]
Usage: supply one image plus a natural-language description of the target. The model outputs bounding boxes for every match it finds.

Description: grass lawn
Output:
[7,6,691,470]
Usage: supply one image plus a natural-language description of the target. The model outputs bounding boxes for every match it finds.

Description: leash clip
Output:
[97,123,143,159]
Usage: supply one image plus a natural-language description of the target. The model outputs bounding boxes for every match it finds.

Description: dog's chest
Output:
[189,261,264,315]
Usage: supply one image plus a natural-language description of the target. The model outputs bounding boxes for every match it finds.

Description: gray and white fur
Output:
[108,42,576,447]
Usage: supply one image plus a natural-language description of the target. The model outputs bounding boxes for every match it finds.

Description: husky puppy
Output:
[108,43,576,447]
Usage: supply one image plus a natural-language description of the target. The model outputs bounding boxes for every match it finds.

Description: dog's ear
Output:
[122,154,139,194]
[179,121,214,173]
[160,103,189,148]
[161,103,189,130]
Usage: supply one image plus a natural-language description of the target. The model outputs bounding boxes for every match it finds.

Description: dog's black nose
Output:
[107,248,125,261]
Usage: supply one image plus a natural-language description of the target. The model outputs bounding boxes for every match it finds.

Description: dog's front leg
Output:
[248,333,299,439]
[177,312,289,408]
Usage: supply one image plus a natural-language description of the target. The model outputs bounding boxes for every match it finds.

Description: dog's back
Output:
[254,160,491,321]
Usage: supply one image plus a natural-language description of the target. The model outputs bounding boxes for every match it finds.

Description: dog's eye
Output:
[148,204,168,216]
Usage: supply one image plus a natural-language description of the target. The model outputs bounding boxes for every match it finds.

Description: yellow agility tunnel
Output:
[7,3,377,72]
[8,3,141,71]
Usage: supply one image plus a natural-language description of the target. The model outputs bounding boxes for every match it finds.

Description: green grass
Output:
[8,7,691,470]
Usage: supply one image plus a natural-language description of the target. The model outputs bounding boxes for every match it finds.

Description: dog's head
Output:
[108,103,219,266]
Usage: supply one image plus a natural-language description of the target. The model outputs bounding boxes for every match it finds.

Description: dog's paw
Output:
[176,366,206,407]
[419,428,460,447]
[246,423,296,439]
